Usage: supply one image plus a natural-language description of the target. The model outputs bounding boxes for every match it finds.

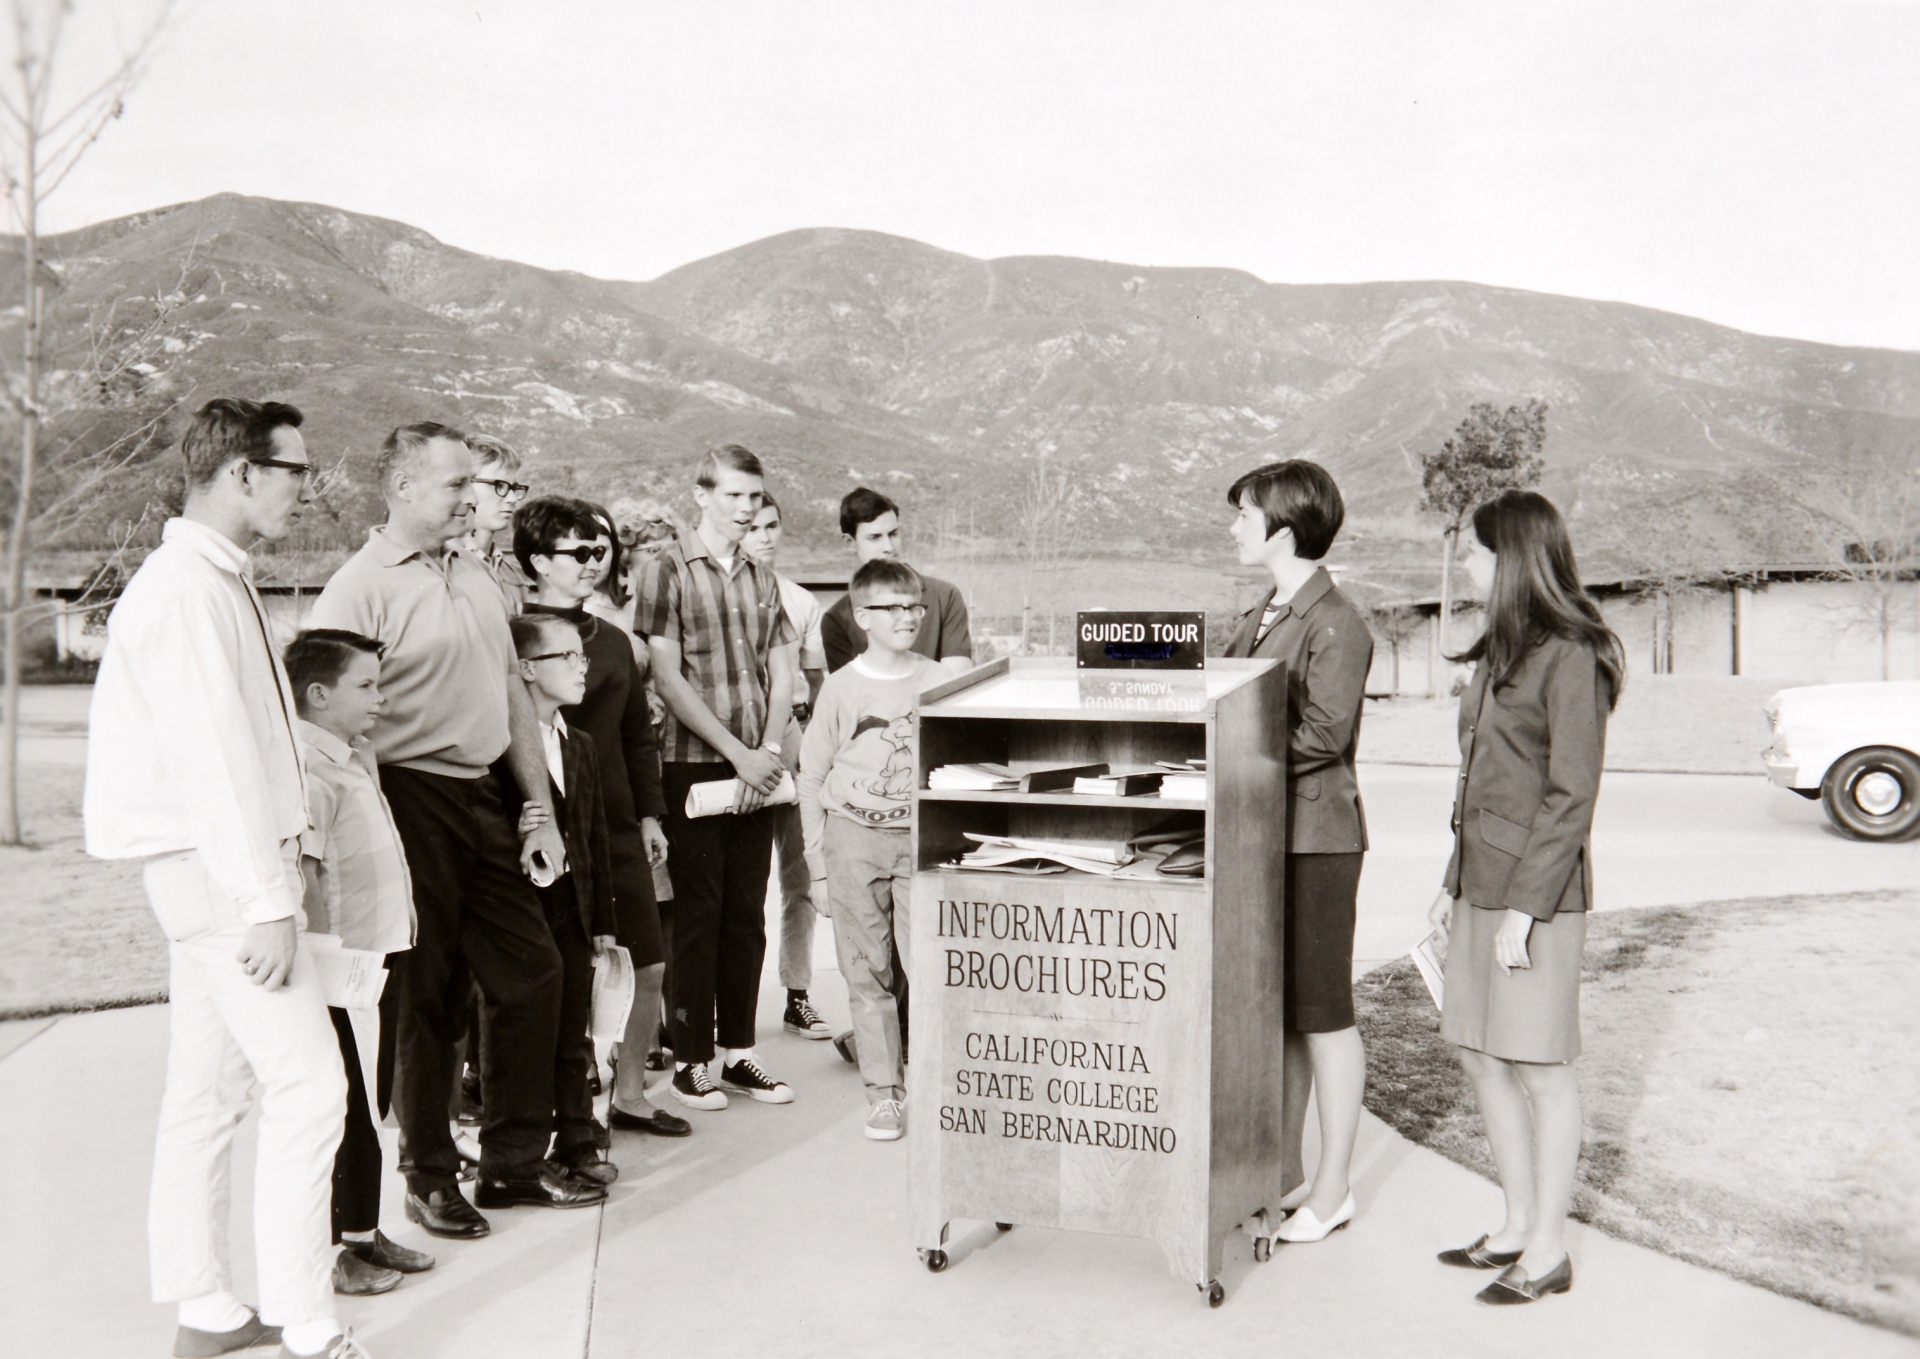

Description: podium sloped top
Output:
[918,656,1277,722]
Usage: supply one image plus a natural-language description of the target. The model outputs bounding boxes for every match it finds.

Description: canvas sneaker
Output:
[719,1055,795,1104]
[669,1062,729,1111]
[783,992,833,1039]
[864,1097,905,1141]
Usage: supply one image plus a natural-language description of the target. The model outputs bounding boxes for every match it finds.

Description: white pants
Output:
[146,851,346,1328]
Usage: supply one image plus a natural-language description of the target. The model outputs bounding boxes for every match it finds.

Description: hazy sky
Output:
[38,0,1920,350]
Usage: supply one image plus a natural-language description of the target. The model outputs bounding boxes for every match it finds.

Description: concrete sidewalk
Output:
[3,966,1914,1359]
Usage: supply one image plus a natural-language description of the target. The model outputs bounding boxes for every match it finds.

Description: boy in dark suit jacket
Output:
[499,612,619,1193]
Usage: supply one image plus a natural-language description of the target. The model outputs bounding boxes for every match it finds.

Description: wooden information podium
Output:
[908,656,1288,1306]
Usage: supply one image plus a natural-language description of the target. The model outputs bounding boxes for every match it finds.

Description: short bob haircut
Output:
[465,431,521,473]
[695,443,763,490]
[376,421,467,492]
[283,628,383,713]
[509,610,581,661]
[512,495,607,578]
[850,557,922,605]
[1226,459,1345,561]
[180,398,305,490]
[839,485,899,537]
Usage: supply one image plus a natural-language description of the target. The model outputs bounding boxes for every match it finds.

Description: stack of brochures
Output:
[1158,773,1208,802]
[1072,767,1165,797]
[949,833,1135,876]
[928,762,1019,791]
[1126,822,1207,879]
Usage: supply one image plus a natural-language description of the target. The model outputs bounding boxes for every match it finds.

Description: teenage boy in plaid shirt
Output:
[634,444,798,1110]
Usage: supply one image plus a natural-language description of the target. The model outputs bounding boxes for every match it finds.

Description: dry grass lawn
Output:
[0,762,161,1018]
[1356,890,1920,1335]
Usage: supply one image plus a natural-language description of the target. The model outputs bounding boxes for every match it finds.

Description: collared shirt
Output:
[634,528,795,763]
[775,572,827,674]
[477,543,529,617]
[84,518,307,924]
[309,525,517,777]
[542,712,568,797]
[296,718,415,954]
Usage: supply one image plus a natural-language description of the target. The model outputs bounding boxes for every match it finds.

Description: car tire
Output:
[1820,747,1920,841]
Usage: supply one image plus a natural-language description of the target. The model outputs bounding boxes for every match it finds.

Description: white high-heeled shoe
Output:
[1272,1191,1356,1243]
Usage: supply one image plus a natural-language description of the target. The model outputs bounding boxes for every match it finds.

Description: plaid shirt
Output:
[635,529,794,763]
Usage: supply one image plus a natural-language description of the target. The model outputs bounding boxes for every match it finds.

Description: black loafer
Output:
[1477,1255,1573,1305]
[609,1103,692,1137]
[172,1308,280,1357]
[474,1163,608,1209]
[346,1229,436,1274]
[1438,1233,1524,1269]
[557,1147,621,1185]
[404,1187,491,1239]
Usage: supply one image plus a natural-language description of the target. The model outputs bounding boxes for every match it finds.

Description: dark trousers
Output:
[328,1005,389,1240]
[540,882,597,1158]
[380,766,563,1193]
[661,762,776,1064]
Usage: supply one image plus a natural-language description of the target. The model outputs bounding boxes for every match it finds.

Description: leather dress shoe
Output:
[474,1162,608,1209]
[345,1229,435,1274]
[557,1146,621,1186]
[1438,1233,1524,1269]
[404,1187,491,1239]
[173,1308,280,1357]
[332,1248,401,1296]
[609,1102,691,1137]
[1477,1254,1573,1305]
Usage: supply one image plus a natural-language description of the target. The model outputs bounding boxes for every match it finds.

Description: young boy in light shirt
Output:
[286,629,437,1299]
[798,559,944,1141]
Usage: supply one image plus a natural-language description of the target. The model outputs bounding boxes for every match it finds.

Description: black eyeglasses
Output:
[526,650,590,669]
[856,603,928,620]
[475,477,531,501]
[253,457,318,484]
[547,545,609,565]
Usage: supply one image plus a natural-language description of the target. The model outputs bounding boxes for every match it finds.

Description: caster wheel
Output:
[995,1222,1013,1232]
[1253,1236,1271,1262]
[1206,1280,1225,1308]
[925,1249,949,1273]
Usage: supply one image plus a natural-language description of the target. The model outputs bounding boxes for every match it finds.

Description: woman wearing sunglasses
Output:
[514,496,685,1142]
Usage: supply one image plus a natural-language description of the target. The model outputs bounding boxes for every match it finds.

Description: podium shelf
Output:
[919,789,1208,809]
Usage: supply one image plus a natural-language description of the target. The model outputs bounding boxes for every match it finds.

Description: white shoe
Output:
[1272,1192,1355,1243]
[864,1098,905,1141]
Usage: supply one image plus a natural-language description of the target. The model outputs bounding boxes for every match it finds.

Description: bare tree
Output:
[1015,452,1086,654]
[1419,400,1546,691]
[1785,448,1920,681]
[1581,464,1731,674]
[0,0,174,843]
[1361,596,1425,696]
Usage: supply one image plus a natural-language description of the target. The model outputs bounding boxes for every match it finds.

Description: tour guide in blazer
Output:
[1443,633,1608,919]
[1223,565,1373,852]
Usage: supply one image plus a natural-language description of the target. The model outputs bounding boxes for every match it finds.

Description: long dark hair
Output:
[1451,490,1625,709]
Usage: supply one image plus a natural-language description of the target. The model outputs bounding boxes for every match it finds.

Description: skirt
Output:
[608,840,665,969]
[1283,852,1363,1033]
[1439,902,1585,1063]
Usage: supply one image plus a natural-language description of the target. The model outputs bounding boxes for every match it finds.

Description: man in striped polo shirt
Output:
[635,444,798,1110]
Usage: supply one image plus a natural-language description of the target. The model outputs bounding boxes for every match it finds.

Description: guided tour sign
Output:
[1075,611,1207,670]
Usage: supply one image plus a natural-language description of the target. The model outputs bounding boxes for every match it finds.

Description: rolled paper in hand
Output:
[683,770,798,818]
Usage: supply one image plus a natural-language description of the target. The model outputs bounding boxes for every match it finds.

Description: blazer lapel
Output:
[1225,588,1275,659]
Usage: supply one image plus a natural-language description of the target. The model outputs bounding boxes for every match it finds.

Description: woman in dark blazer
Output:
[1223,460,1374,1243]
[1428,489,1624,1305]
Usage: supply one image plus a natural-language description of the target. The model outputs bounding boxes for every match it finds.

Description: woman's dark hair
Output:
[512,495,608,577]
[582,500,629,609]
[1225,460,1344,560]
[1451,490,1625,709]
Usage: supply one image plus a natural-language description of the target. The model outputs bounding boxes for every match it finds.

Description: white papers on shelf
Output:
[1410,929,1446,1010]
[928,763,1019,791]
[1158,773,1209,801]
[950,832,1135,877]
[684,770,798,818]
[1071,767,1165,797]
[305,934,388,1010]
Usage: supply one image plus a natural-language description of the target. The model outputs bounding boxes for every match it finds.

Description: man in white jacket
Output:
[85,398,367,1359]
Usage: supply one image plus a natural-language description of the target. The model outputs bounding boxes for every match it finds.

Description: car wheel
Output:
[1821,747,1920,841]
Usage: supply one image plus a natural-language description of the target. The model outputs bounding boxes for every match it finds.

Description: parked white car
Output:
[1763,681,1920,840]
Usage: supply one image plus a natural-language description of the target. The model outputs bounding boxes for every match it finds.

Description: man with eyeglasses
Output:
[461,433,532,613]
[85,398,367,1358]
[312,422,603,1243]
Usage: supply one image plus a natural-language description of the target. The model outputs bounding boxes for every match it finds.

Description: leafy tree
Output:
[1419,399,1546,688]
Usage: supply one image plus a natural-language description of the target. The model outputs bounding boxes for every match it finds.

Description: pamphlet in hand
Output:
[685,770,799,818]
[305,933,389,1011]
[1409,928,1446,1011]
